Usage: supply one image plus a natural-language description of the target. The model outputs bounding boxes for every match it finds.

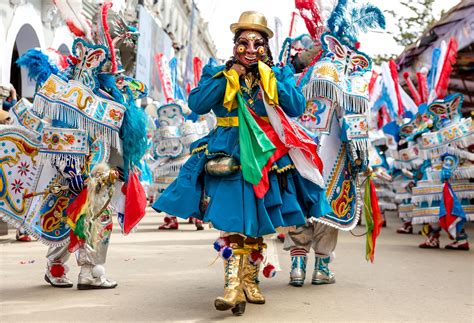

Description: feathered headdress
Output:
[16,49,61,87]
[327,0,385,45]
[295,0,325,45]
[53,0,92,40]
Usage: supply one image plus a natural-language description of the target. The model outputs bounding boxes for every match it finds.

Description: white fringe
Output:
[421,145,474,161]
[378,202,398,210]
[39,153,86,169]
[32,95,122,154]
[0,212,69,247]
[153,156,188,178]
[303,79,368,114]
[412,190,474,204]
[428,167,474,180]
[411,216,439,225]
[393,159,423,170]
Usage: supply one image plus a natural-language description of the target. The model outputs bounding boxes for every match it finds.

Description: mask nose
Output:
[246,42,257,55]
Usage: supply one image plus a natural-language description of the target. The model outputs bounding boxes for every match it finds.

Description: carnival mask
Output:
[233,30,267,68]
[157,103,185,127]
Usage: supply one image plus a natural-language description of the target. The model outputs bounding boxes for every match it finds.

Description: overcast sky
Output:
[195,0,461,60]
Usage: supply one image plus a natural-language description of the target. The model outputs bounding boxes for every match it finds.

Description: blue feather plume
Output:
[345,4,386,41]
[120,86,149,180]
[97,73,125,103]
[327,0,349,37]
[16,49,60,87]
[327,1,385,44]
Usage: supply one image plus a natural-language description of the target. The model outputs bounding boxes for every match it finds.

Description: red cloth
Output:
[249,109,289,198]
[439,182,457,237]
[274,105,323,172]
[123,171,147,234]
[369,179,383,262]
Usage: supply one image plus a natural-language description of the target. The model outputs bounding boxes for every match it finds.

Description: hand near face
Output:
[230,63,246,77]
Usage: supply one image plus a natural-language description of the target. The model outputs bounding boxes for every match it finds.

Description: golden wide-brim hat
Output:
[230,11,274,39]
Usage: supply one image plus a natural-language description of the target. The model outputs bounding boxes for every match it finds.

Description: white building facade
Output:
[0,0,75,98]
[0,0,217,101]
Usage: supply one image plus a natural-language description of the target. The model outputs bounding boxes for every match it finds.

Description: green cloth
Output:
[237,93,276,185]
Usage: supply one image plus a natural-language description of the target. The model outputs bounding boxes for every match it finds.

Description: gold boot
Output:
[242,243,266,304]
[214,244,246,315]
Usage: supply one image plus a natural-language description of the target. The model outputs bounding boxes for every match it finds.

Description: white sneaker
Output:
[77,265,118,290]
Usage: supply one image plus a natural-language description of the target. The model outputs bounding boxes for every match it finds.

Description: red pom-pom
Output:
[50,264,65,278]
[248,251,264,265]
[263,264,276,278]
[355,42,361,49]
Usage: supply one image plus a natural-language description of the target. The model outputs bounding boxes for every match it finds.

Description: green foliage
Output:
[373,53,397,66]
[386,0,437,47]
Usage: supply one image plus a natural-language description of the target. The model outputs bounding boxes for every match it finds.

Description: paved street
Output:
[1,209,473,322]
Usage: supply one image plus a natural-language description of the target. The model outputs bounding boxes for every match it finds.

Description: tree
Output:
[372,0,438,64]
[386,0,437,48]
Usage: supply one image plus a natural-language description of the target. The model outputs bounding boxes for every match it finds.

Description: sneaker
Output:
[16,232,32,242]
[445,240,469,251]
[159,216,178,230]
[77,265,118,290]
[194,219,204,231]
[44,264,73,288]
[312,256,336,285]
[419,236,440,249]
[396,223,413,234]
[289,256,307,287]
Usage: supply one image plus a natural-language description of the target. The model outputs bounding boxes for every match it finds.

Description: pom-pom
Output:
[213,241,222,252]
[50,264,65,278]
[92,265,106,278]
[215,237,227,248]
[213,237,228,252]
[219,246,233,260]
[263,264,276,278]
[248,251,264,266]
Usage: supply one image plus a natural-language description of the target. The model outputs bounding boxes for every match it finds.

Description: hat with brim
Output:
[230,11,274,38]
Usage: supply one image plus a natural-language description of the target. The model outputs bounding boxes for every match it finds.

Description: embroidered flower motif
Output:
[51,134,60,144]
[64,134,75,145]
[18,162,30,176]
[11,179,24,194]
[109,109,123,121]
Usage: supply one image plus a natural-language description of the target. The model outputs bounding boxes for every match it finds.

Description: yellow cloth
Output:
[258,61,279,106]
[222,69,241,111]
[216,116,269,127]
[219,62,279,111]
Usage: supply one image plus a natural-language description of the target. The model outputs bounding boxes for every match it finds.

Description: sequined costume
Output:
[0,3,149,289]
[370,37,474,250]
[282,0,385,286]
